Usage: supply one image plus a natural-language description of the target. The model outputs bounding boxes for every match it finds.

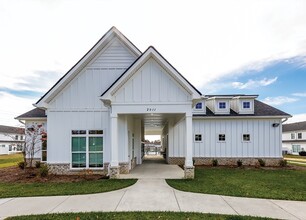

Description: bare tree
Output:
[24,123,46,168]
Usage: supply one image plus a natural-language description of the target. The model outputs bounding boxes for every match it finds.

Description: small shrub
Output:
[237,159,243,167]
[299,151,306,156]
[18,161,26,170]
[212,159,218,167]
[39,164,49,177]
[35,161,41,168]
[258,158,265,167]
[279,159,287,167]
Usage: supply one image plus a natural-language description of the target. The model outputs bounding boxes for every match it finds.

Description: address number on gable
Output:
[146,108,156,112]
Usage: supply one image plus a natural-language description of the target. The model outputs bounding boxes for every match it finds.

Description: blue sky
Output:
[200,57,306,117]
[0,0,306,126]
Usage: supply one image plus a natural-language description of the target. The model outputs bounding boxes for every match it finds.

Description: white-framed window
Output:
[195,102,203,110]
[291,133,296,139]
[41,133,47,162]
[8,145,12,151]
[242,134,251,142]
[292,145,301,153]
[15,135,18,140]
[298,133,302,139]
[1,145,5,148]
[71,130,103,169]
[218,134,226,142]
[20,136,23,141]
[242,101,250,109]
[194,134,202,142]
[218,102,226,109]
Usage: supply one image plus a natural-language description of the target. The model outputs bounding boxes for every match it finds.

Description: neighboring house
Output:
[0,125,25,155]
[16,27,290,179]
[282,121,306,155]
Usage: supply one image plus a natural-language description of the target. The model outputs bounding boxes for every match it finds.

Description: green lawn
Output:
[284,155,306,159]
[0,179,136,198]
[0,153,23,168]
[5,211,272,220]
[167,167,306,201]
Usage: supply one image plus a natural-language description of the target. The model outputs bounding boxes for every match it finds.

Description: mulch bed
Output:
[0,166,105,183]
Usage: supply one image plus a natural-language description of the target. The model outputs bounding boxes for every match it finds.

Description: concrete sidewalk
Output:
[1,179,306,220]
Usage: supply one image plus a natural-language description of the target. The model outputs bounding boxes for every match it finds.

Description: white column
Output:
[185,112,193,167]
[110,113,119,167]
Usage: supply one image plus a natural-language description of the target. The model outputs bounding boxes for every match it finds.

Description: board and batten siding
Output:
[192,118,282,158]
[49,37,137,110]
[169,118,282,158]
[113,58,191,103]
[47,111,110,164]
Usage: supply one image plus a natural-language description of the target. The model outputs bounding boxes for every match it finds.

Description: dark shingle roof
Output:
[283,121,306,132]
[194,100,291,117]
[15,108,46,119]
[0,125,24,134]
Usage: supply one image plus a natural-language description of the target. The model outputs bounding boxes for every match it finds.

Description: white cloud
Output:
[285,113,306,124]
[232,77,277,89]
[292,92,306,97]
[261,96,298,106]
[0,92,37,127]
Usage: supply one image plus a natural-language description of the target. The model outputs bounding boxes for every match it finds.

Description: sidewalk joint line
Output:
[173,190,181,211]
[269,200,301,220]
[48,196,71,213]
[220,196,239,215]
[115,189,128,211]
[0,198,14,207]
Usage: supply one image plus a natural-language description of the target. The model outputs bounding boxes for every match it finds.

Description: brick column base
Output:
[184,166,195,179]
[109,166,120,179]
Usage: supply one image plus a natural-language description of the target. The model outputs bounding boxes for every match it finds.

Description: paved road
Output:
[1,179,306,220]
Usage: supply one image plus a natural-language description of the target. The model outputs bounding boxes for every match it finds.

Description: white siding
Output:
[89,37,136,69]
[113,58,191,103]
[47,111,110,164]
[192,118,282,158]
[169,118,186,157]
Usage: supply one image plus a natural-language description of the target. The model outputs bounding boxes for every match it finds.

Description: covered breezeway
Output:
[120,155,184,179]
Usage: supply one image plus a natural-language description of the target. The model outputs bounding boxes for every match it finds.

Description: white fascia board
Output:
[37,27,141,106]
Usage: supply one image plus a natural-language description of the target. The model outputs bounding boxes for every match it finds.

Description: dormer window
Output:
[243,101,250,109]
[195,102,203,109]
[219,102,226,109]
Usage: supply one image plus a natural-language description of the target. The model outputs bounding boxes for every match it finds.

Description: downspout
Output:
[281,118,288,124]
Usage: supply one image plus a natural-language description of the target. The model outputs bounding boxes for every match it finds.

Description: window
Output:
[218,134,226,141]
[292,145,301,153]
[243,101,250,109]
[219,102,226,109]
[41,133,47,162]
[194,134,202,142]
[71,130,103,168]
[1,145,5,148]
[20,136,23,141]
[298,133,302,139]
[15,135,18,140]
[291,133,296,139]
[9,145,12,151]
[195,102,203,110]
[242,134,250,142]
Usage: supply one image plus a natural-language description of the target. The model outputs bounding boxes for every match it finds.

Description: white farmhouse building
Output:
[16,27,290,178]
[282,121,306,155]
[0,125,24,155]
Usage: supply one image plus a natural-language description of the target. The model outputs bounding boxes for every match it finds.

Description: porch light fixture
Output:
[272,123,280,127]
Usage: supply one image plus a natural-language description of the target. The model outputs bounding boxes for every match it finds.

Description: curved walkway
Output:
[1,179,306,220]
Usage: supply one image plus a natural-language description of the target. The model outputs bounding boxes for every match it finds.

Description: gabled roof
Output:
[194,100,291,118]
[0,125,24,134]
[283,121,306,132]
[15,108,46,120]
[101,46,202,101]
[35,26,142,107]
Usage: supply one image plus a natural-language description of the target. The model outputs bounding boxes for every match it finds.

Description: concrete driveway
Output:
[1,179,306,220]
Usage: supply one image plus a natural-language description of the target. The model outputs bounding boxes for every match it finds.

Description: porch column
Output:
[110,113,120,179]
[185,112,194,179]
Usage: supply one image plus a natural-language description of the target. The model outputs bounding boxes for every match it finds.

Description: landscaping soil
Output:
[0,166,106,183]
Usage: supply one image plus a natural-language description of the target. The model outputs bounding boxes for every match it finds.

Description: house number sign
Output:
[146,108,156,112]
